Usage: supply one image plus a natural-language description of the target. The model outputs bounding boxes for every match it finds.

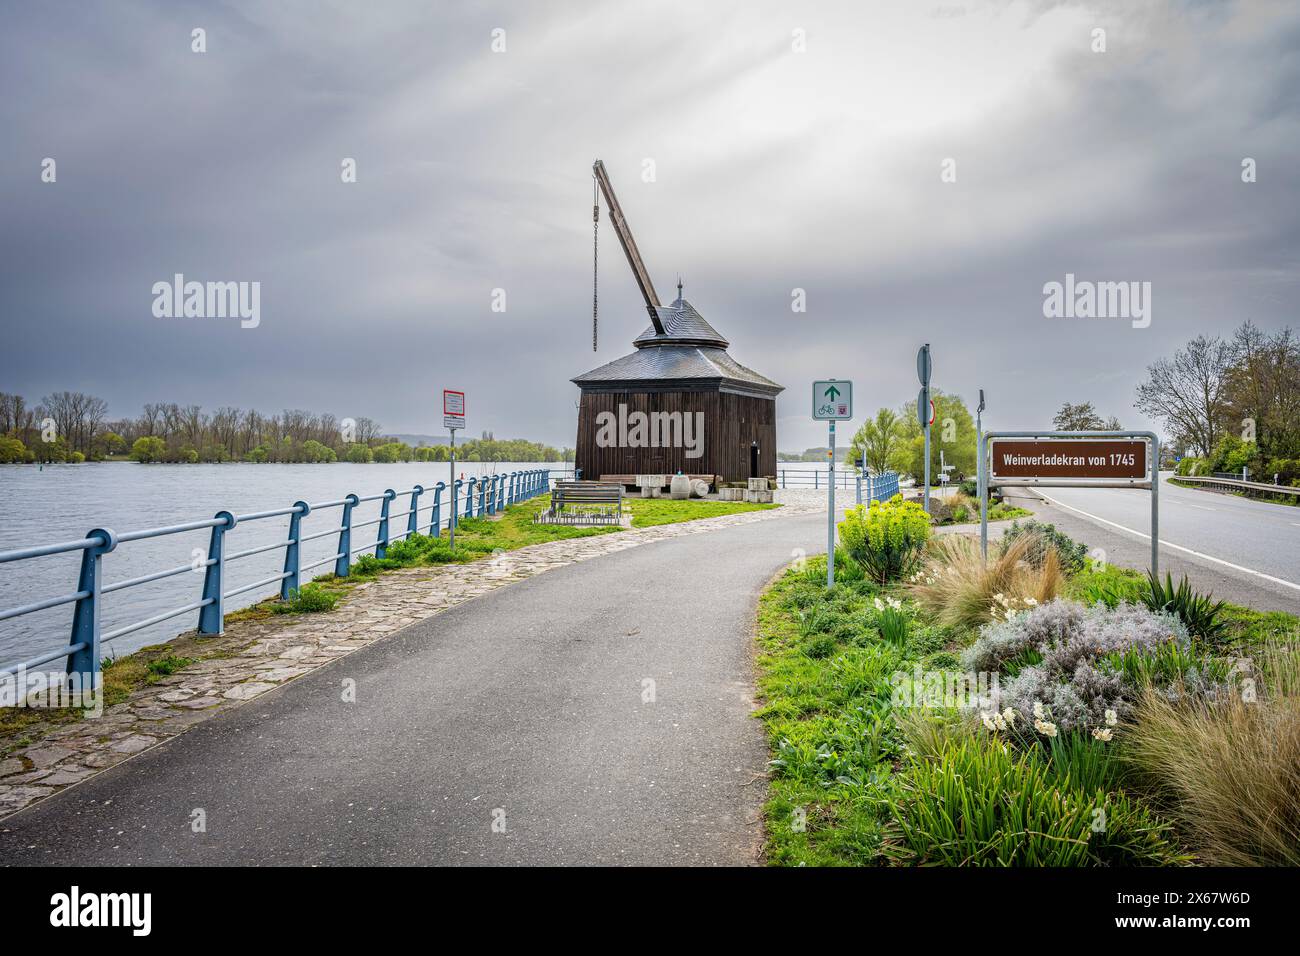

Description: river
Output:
[0,461,568,670]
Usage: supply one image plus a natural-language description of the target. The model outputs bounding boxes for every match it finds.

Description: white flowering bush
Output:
[963,599,1193,734]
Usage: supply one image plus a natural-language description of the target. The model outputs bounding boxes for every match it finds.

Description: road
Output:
[0,510,833,867]
[1008,474,1300,616]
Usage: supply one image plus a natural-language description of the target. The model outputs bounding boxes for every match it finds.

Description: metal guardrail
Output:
[1174,474,1300,497]
[0,469,559,686]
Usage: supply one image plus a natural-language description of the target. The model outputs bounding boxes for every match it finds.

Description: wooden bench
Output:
[536,481,625,525]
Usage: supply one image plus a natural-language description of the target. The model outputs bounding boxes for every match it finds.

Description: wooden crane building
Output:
[573,160,783,487]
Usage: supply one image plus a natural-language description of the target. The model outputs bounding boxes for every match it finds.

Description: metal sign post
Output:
[443,390,466,550]
[813,380,853,588]
[827,421,835,587]
[917,344,932,515]
[980,430,1160,577]
[448,427,457,549]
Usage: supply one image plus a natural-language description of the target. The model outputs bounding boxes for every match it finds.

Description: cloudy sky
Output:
[2,0,1297,450]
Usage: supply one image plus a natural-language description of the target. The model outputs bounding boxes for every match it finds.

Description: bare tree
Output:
[139,403,164,436]
[354,416,383,444]
[1134,335,1233,456]
[83,395,108,451]
[0,392,26,435]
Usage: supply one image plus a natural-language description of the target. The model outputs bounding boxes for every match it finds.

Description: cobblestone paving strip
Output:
[0,500,819,820]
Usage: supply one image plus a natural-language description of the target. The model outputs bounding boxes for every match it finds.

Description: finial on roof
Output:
[676,275,683,302]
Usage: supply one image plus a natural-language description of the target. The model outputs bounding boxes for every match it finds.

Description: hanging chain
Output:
[592,176,599,351]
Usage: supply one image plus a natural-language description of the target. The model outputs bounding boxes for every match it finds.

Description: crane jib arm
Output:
[592,160,665,335]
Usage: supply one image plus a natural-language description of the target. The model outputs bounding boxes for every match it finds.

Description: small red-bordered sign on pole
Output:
[443,390,465,417]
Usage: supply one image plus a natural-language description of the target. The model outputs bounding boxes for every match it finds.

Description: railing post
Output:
[430,482,444,536]
[479,477,488,515]
[282,502,309,599]
[466,478,478,518]
[376,489,396,559]
[198,510,237,635]
[506,471,515,504]
[486,475,497,516]
[452,478,462,531]
[66,527,117,691]
[407,484,424,538]
[336,493,359,577]
[497,474,506,512]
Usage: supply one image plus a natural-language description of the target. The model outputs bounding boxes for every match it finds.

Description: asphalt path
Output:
[1,509,836,867]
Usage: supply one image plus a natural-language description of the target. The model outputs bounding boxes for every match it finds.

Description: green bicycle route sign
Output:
[812,379,853,420]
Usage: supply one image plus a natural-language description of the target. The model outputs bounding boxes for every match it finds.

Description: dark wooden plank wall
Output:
[575,389,776,483]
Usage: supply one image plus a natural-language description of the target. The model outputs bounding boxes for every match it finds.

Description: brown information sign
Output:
[989,439,1148,481]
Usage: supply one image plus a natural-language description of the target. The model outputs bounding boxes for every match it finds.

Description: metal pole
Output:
[923,412,931,515]
[827,420,835,588]
[979,432,988,559]
[1151,435,1160,578]
[977,397,986,559]
[449,429,456,551]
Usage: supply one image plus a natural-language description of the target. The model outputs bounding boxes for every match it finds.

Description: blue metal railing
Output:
[0,468,562,687]
[859,472,900,503]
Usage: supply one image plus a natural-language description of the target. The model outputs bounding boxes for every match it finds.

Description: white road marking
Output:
[1179,501,1217,511]
[1036,490,1300,594]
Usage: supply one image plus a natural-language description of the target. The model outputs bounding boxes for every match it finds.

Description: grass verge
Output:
[754,549,1299,866]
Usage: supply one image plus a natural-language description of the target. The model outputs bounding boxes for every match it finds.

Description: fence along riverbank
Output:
[0,469,559,685]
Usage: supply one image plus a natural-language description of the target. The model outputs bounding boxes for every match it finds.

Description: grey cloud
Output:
[1,0,1297,451]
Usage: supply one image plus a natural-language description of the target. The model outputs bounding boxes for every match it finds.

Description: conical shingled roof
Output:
[572,297,782,397]
[633,298,730,349]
